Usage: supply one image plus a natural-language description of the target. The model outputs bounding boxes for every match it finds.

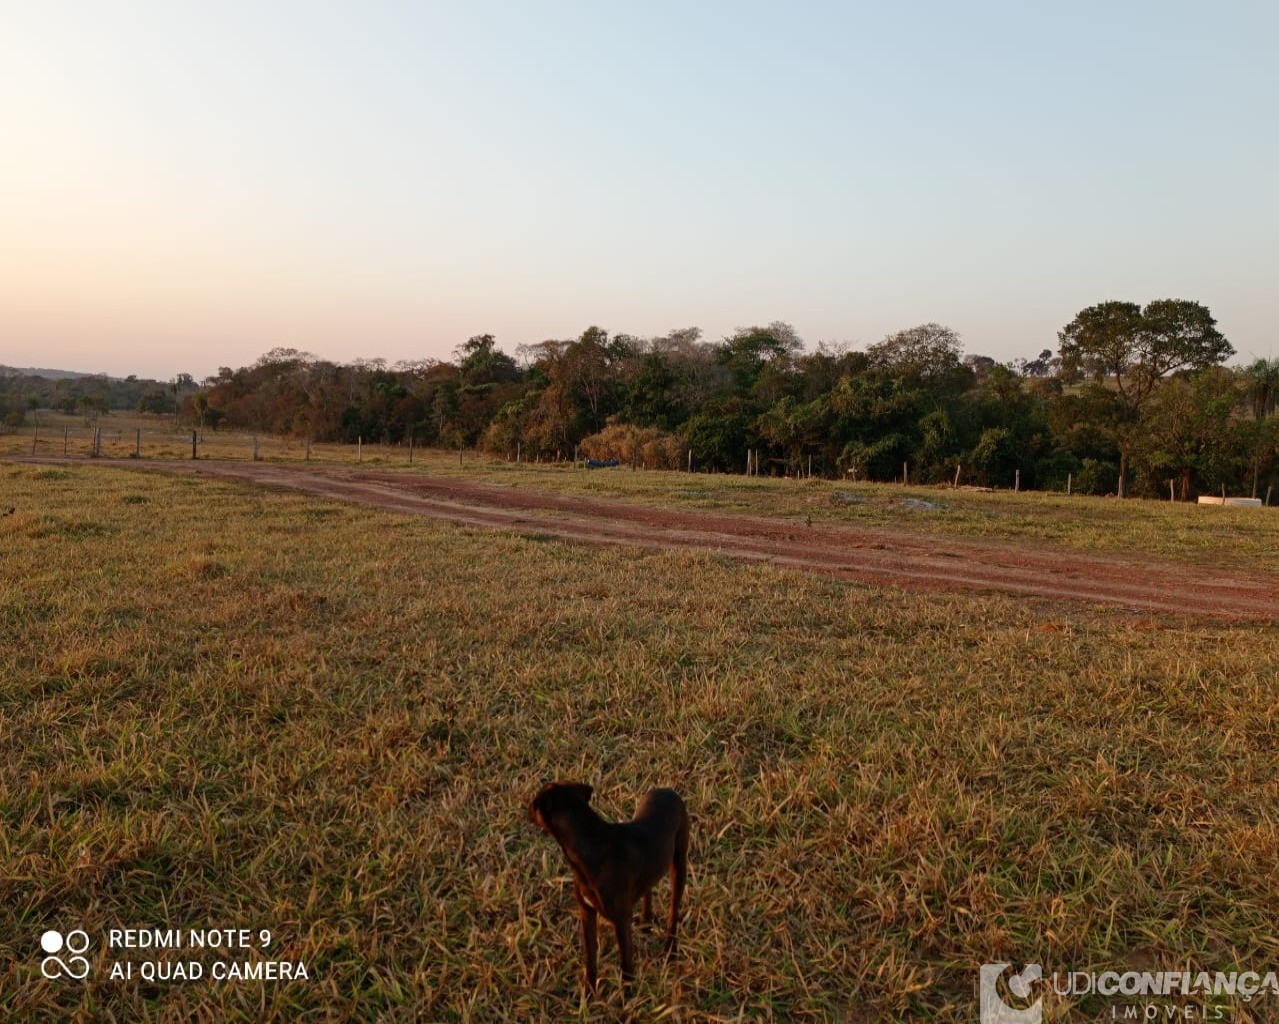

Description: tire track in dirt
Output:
[26,458,1279,621]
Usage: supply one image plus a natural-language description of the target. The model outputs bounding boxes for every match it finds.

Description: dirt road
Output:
[34,459,1279,620]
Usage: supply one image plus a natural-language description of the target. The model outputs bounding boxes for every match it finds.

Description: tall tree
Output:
[1058,299,1232,495]
[866,322,965,383]
[1243,357,1279,420]
[456,334,518,387]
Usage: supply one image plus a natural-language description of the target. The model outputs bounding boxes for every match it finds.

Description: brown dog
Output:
[529,781,688,993]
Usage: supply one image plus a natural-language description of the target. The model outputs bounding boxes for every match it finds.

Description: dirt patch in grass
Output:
[32,458,1278,622]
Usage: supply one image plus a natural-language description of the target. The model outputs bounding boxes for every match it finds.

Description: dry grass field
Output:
[3,460,1279,1021]
[4,422,1277,572]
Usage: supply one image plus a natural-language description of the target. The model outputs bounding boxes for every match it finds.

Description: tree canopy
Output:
[14,300,1261,501]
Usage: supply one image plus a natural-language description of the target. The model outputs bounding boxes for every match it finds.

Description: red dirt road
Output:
[35,459,1279,621]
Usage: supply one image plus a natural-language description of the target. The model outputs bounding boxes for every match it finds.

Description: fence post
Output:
[953,464,961,488]
[94,427,101,457]
[458,444,463,468]
[408,435,414,464]
[135,428,141,458]
[1015,468,1020,492]
[358,436,362,463]
[31,423,38,456]
[1067,473,1072,495]
[1170,480,1175,502]
[306,436,311,462]
[63,426,68,456]
[1266,484,1273,507]
[191,430,197,460]
[252,435,259,461]
[903,462,909,486]
[517,441,521,463]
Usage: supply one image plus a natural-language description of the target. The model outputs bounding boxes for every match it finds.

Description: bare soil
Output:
[27,459,1279,621]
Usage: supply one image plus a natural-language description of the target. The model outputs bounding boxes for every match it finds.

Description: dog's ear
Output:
[567,782,594,805]
[528,787,551,828]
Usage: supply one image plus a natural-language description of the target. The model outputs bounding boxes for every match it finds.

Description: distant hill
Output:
[0,366,187,418]
[0,365,103,380]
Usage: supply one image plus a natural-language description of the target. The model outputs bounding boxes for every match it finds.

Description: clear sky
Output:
[3,1,1276,381]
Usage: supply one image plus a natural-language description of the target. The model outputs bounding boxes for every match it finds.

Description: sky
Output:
[2,1,1276,381]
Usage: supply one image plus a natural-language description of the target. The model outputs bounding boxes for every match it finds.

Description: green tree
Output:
[1243,357,1279,420]
[137,390,170,415]
[193,391,210,435]
[714,322,801,396]
[456,334,519,387]
[865,322,966,385]
[1058,299,1233,496]
[1134,368,1239,500]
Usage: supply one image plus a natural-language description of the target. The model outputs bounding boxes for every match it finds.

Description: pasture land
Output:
[4,423,1276,572]
[2,461,1278,1021]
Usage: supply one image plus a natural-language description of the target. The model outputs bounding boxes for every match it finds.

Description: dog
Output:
[528,781,688,994]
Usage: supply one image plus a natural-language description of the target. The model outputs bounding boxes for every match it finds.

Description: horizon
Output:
[4,2,1277,382]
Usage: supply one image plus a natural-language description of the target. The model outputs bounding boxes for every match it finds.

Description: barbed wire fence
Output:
[0,421,443,466]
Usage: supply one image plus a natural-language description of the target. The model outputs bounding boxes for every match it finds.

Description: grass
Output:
[372,453,1279,572]
[4,419,1278,572]
[2,462,1279,1021]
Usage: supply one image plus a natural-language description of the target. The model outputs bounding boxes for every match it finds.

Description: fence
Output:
[0,422,443,466]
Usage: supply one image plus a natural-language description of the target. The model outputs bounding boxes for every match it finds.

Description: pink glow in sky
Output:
[3,2,1275,380]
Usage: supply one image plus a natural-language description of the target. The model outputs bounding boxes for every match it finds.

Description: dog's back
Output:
[633,788,688,840]
[623,788,688,888]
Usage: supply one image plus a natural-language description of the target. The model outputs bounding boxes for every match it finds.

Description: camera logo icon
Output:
[40,929,91,980]
[980,963,1042,1023]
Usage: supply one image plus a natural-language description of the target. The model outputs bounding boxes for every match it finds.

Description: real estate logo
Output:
[980,963,1043,1024]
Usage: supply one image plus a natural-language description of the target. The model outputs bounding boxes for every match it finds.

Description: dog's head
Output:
[528,781,594,831]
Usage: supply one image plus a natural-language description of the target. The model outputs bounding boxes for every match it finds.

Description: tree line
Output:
[0,369,198,428]
[8,300,1276,499]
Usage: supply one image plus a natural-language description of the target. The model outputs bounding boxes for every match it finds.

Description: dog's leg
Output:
[665,824,688,957]
[614,915,636,991]
[641,891,653,928]
[576,888,598,993]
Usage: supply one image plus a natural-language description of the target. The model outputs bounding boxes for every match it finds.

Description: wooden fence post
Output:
[63,426,68,456]
[688,449,692,473]
[358,436,362,463]
[1067,472,1072,495]
[408,435,414,463]
[191,430,197,460]
[252,435,259,461]
[1015,468,1020,492]
[953,464,961,488]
